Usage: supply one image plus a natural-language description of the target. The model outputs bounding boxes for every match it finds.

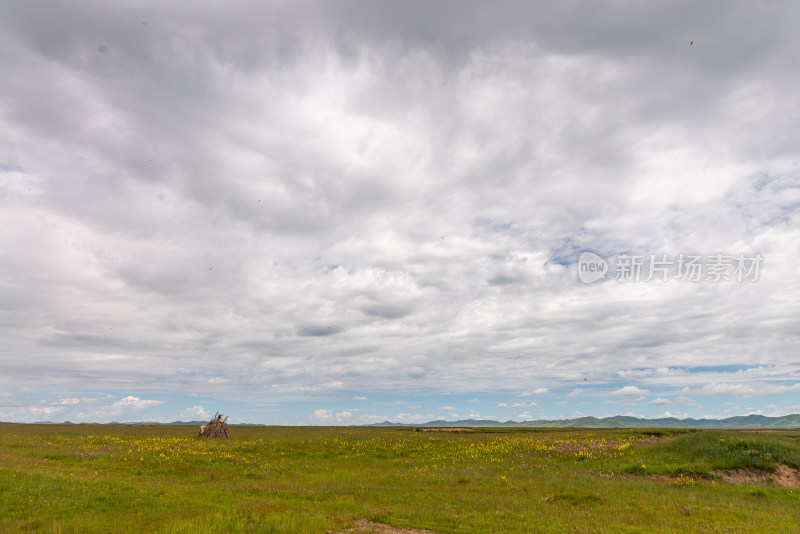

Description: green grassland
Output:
[1,424,799,533]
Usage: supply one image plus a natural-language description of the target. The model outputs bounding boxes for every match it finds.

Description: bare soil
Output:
[735,430,800,435]
[327,519,442,534]
[715,464,800,489]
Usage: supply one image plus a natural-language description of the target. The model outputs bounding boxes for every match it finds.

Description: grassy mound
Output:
[620,430,800,475]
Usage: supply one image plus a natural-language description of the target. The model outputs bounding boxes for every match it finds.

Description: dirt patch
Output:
[326,519,443,534]
[734,430,799,434]
[715,464,800,489]
[418,427,474,432]
[771,465,800,488]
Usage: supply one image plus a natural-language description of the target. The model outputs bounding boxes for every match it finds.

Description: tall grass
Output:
[621,431,800,475]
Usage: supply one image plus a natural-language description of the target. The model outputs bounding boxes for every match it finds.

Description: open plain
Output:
[1,424,799,533]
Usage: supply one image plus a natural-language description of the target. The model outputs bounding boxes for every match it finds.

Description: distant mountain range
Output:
[20,414,800,429]
[370,414,800,429]
[29,421,267,426]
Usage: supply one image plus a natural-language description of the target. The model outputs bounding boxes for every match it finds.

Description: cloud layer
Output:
[1,1,798,423]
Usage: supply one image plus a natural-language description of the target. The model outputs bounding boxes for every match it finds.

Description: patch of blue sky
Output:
[549,237,583,266]
[685,364,759,373]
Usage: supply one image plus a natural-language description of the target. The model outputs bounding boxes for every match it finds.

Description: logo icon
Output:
[578,251,608,284]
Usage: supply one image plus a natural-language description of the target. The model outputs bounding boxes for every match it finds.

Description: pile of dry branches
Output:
[198,412,230,438]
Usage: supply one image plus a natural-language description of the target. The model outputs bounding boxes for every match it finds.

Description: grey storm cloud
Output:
[1,0,799,415]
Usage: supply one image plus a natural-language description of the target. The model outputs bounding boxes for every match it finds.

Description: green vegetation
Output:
[0,424,798,533]
[621,431,800,475]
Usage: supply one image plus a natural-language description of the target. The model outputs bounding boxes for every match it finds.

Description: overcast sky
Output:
[1,1,799,425]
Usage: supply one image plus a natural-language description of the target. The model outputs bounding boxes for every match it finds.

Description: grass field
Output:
[1,424,799,533]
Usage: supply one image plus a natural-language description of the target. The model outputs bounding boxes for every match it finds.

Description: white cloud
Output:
[111,396,163,409]
[496,402,508,408]
[55,395,166,421]
[207,378,228,384]
[519,388,549,397]
[28,406,64,417]
[180,406,210,421]
[353,396,367,401]
[610,386,650,397]
[335,410,352,422]
[311,409,332,422]
[567,389,583,399]
[693,383,800,398]
[308,408,359,423]
[648,397,673,406]
[697,384,756,397]
[657,411,689,419]
[439,406,458,411]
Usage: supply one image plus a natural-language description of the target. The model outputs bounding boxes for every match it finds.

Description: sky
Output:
[1,1,799,425]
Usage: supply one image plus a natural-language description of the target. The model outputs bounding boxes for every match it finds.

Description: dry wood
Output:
[198,411,230,438]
